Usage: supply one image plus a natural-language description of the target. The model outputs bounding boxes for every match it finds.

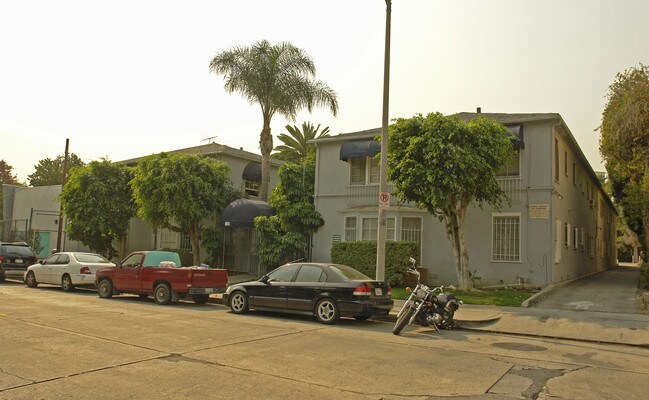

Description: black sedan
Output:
[223,263,394,324]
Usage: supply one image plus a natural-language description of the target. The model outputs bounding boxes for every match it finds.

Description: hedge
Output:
[641,262,649,289]
[331,241,419,286]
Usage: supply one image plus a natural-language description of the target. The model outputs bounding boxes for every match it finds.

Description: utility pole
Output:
[56,138,69,252]
[376,0,391,281]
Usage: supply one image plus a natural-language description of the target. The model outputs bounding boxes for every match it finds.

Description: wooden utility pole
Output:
[56,139,69,252]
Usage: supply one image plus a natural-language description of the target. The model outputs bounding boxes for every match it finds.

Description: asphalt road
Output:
[2,280,649,400]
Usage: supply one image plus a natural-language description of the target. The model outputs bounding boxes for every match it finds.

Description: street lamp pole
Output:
[376,0,391,281]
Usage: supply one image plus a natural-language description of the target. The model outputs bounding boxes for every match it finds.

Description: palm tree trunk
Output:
[259,116,273,201]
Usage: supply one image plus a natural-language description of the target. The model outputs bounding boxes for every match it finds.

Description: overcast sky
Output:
[1,0,647,182]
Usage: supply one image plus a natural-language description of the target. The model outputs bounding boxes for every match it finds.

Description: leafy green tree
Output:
[273,122,330,163]
[28,153,85,187]
[1,160,20,220]
[255,154,324,269]
[131,153,236,265]
[600,64,649,251]
[387,113,515,290]
[209,40,339,201]
[60,160,136,259]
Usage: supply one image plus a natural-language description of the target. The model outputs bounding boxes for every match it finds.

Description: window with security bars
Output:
[158,229,179,249]
[401,217,422,244]
[492,215,520,261]
[344,216,357,241]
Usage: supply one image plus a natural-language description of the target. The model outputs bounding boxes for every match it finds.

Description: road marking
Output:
[566,301,598,310]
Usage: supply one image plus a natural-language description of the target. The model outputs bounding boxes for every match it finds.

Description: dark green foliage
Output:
[640,263,649,289]
[60,160,136,259]
[28,153,85,187]
[254,158,324,269]
[330,241,419,286]
[131,153,238,265]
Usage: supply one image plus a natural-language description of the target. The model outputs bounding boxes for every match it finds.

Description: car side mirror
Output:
[39,260,44,265]
[260,275,269,284]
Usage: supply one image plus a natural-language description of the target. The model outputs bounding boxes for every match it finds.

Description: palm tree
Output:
[209,40,339,200]
[273,122,330,163]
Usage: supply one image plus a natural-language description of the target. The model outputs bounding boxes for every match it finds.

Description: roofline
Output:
[310,128,381,144]
[119,143,283,166]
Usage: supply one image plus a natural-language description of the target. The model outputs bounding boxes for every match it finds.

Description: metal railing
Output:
[496,176,522,202]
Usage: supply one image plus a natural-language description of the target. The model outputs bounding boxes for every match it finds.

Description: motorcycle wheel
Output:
[392,305,415,335]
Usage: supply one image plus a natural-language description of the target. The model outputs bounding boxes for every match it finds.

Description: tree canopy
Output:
[28,153,85,187]
[0,160,20,220]
[60,160,136,259]
[255,154,324,269]
[273,122,330,163]
[388,113,515,290]
[130,153,236,265]
[600,64,649,251]
[209,40,338,201]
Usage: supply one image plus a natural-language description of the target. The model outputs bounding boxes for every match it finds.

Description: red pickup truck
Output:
[95,250,228,305]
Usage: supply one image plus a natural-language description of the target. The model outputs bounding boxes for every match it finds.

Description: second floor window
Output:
[350,157,380,185]
[496,149,520,177]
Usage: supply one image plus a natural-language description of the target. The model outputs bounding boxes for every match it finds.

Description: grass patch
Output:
[391,287,536,307]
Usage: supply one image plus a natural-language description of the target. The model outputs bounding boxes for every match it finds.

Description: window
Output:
[349,157,379,185]
[401,217,422,244]
[56,254,70,264]
[492,214,520,261]
[344,216,357,241]
[496,149,520,177]
[563,223,571,247]
[361,217,395,241]
[267,265,299,282]
[572,163,576,186]
[180,234,191,252]
[121,253,143,268]
[573,227,578,250]
[244,180,260,197]
[295,265,325,283]
[554,138,559,182]
[564,151,568,176]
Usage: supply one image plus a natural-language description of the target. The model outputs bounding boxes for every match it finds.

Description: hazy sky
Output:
[1,0,647,182]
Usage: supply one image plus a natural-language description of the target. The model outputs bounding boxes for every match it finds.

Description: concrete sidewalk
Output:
[390,299,649,347]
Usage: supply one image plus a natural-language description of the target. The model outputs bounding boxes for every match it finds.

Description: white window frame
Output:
[349,157,380,185]
[491,213,521,262]
[496,149,521,177]
[361,216,395,241]
[344,216,357,242]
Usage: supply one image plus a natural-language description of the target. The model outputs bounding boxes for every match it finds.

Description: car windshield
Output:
[74,254,112,263]
[328,264,371,281]
[2,245,35,257]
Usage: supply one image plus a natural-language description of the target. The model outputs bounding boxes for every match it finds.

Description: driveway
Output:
[534,266,642,313]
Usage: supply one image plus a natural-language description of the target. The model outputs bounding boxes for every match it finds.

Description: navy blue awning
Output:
[506,124,524,149]
[242,162,261,182]
[339,140,381,161]
[220,199,275,228]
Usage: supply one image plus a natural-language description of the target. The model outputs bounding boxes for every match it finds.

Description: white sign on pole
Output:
[378,192,390,210]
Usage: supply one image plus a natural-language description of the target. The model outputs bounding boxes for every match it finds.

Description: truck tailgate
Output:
[188,268,228,288]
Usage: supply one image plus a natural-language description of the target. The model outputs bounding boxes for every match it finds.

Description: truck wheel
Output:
[154,283,172,305]
[97,280,113,299]
[192,294,210,304]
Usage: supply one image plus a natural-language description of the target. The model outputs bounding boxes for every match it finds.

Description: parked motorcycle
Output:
[392,258,463,335]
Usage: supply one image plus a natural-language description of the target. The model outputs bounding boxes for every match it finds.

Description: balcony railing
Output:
[347,184,396,207]
[496,176,522,202]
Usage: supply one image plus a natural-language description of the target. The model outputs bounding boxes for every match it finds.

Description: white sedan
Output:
[24,252,115,291]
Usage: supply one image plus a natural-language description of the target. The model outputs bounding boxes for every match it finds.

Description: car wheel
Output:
[229,291,249,314]
[315,298,340,324]
[61,274,75,292]
[153,283,172,305]
[25,271,38,288]
[354,315,371,321]
[97,279,113,299]
[192,294,210,304]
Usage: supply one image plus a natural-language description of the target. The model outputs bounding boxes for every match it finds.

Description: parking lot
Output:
[2,280,649,399]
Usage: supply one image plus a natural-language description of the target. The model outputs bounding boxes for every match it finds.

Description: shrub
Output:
[330,241,419,286]
[641,262,649,289]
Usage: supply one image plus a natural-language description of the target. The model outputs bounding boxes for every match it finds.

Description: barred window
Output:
[492,215,520,261]
[401,217,422,244]
[344,217,357,241]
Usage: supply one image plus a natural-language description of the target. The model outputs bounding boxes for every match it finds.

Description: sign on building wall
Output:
[529,204,550,219]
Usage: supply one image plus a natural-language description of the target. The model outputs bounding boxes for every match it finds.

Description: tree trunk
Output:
[189,225,201,266]
[259,116,273,201]
[119,235,127,261]
[443,206,473,291]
